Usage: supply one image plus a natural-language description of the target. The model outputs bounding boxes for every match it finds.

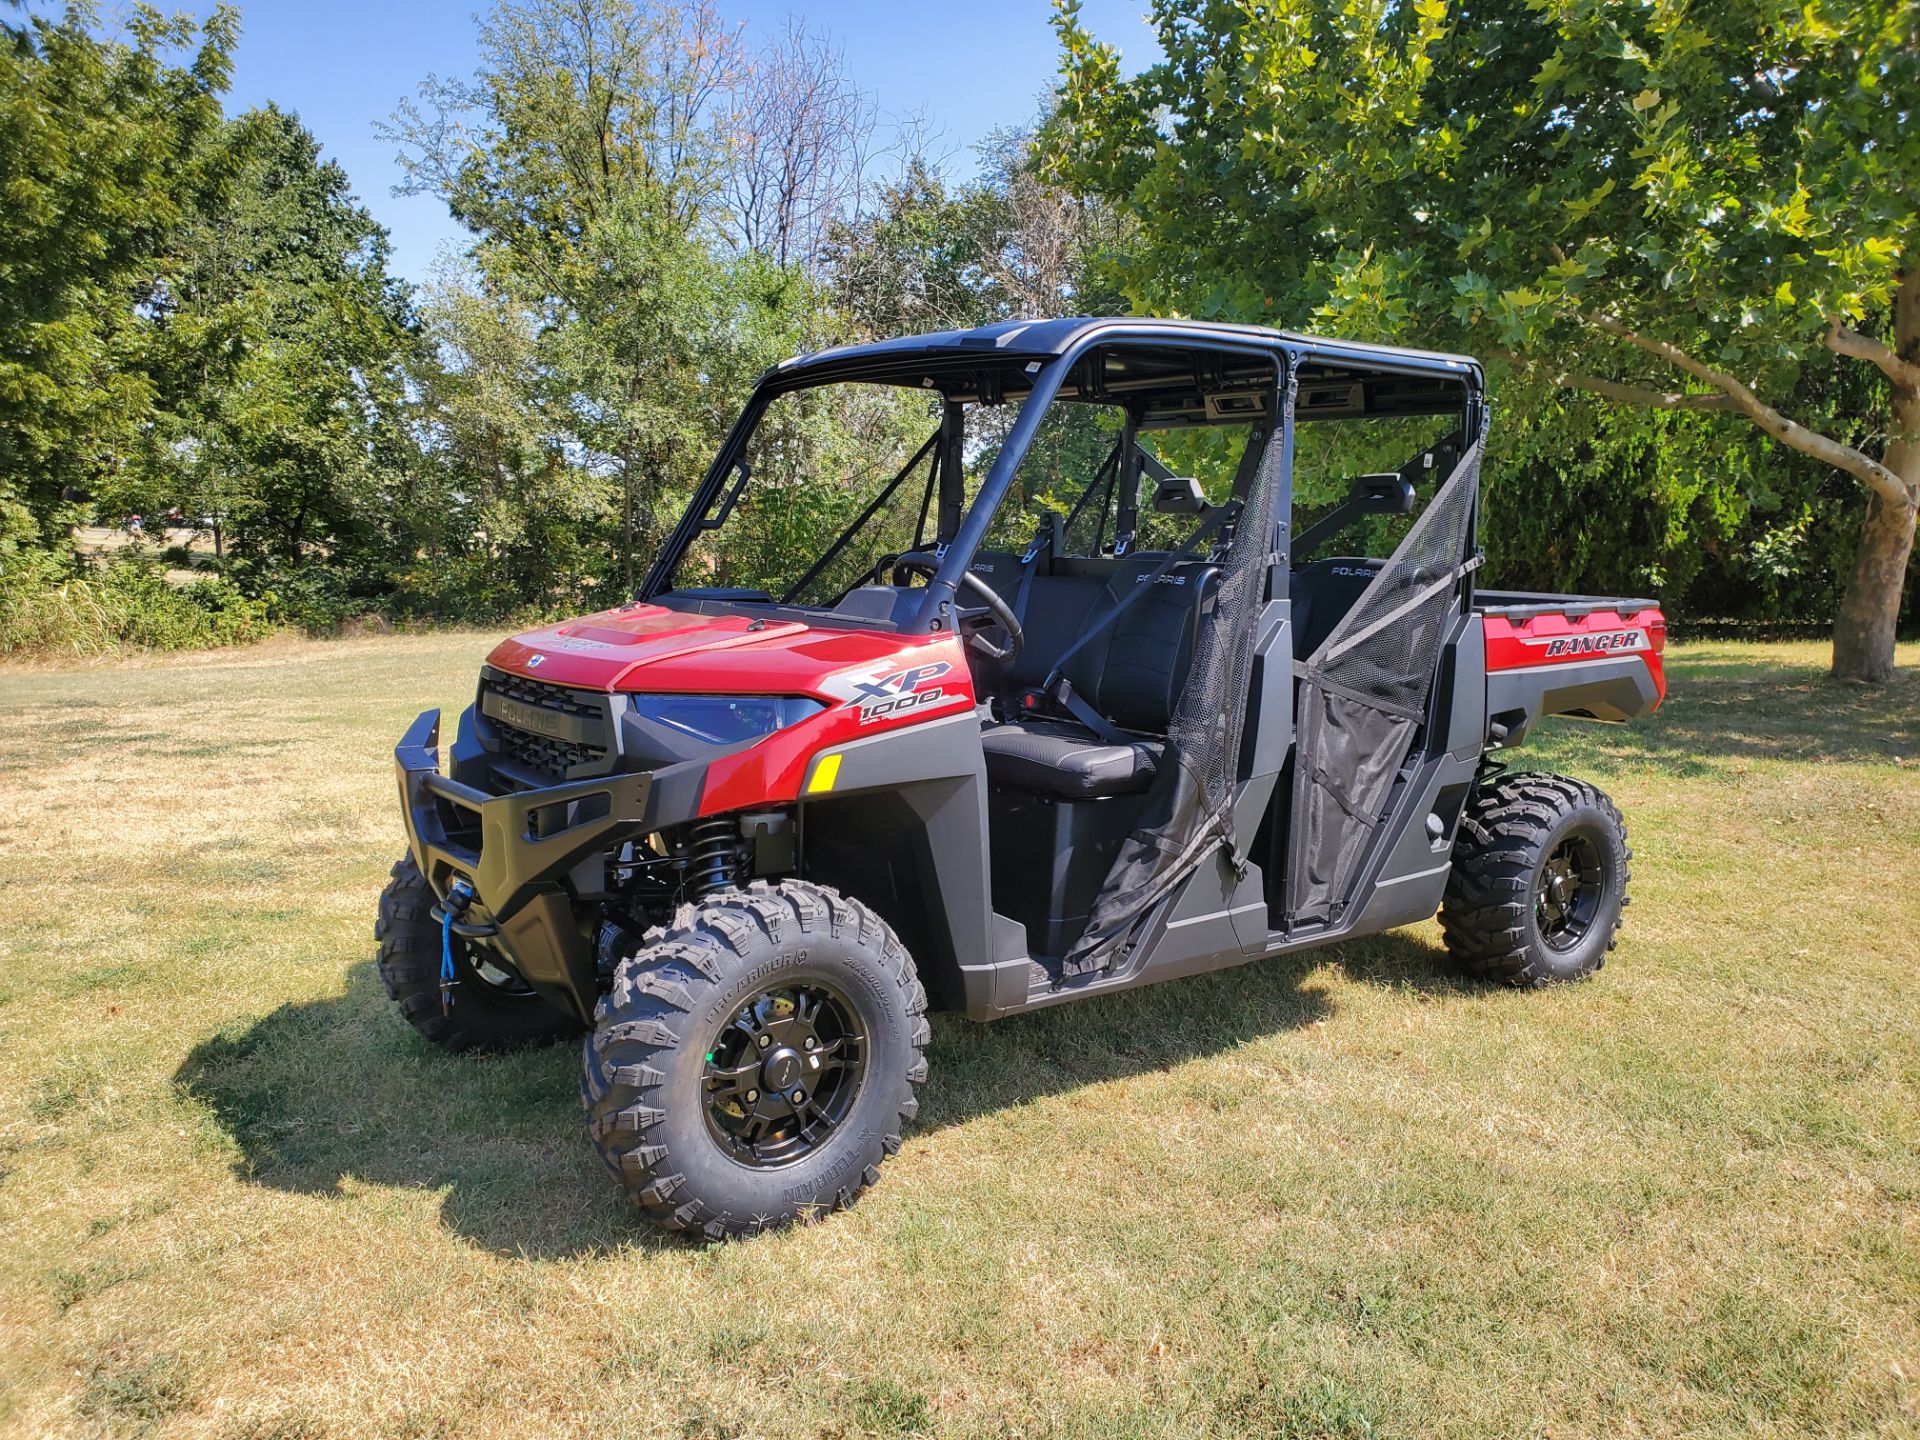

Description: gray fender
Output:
[796,711,994,1014]
[1486,654,1661,746]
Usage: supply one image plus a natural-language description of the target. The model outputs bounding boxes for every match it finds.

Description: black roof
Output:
[773,316,1482,386]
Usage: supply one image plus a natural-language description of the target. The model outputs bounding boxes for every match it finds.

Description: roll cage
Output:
[639,318,1487,630]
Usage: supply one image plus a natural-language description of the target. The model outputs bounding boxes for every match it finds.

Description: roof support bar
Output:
[937,400,965,544]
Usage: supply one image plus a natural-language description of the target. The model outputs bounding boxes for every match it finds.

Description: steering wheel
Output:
[887,551,1024,664]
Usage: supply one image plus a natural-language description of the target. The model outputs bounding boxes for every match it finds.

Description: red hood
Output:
[486,603,948,698]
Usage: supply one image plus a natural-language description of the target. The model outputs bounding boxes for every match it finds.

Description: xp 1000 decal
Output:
[848,661,956,723]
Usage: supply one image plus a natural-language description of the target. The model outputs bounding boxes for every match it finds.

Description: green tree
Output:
[388,0,821,591]
[824,158,994,337]
[0,2,236,545]
[128,104,420,582]
[825,121,1130,340]
[407,275,612,617]
[1048,0,1920,681]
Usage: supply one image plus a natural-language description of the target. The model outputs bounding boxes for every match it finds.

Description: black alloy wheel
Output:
[584,879,927,1238]
[702,980,868,1167]
[1535,830,1606,952]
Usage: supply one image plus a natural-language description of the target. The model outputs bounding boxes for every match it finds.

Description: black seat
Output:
[979,720,1162,799]
[1289,556,1383,659]
[979,555,1217,799]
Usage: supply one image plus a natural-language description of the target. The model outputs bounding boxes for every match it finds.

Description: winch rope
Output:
[439,877,474,1015]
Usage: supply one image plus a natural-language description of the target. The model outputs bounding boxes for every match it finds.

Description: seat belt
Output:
[1054,681,1129,745]
[1042,501,1240,742]
[1010,515,1058,628]
[994,518,1057,720]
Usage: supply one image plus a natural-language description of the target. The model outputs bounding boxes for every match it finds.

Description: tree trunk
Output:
[1831,483,1917,682]
[1831,277,1920,684]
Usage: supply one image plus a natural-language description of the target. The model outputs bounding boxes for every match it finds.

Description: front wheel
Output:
[375,856,583,1053]
[1439,773,1631,986]
[583,879,928,1239]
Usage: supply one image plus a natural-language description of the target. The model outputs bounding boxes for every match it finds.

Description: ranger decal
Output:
[1522,629,1648,659]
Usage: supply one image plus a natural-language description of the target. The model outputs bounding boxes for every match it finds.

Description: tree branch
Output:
[1587,313,1915,508]
[1553,372,1741,412]
[1488,344,1741,412]
[1825,315,1920,391]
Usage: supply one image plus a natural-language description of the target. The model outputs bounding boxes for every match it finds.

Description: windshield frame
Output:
[639,324,1481,634]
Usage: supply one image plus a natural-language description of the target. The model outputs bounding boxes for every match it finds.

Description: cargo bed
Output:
[1474,591,1666,744]
[1475,587,1661,620]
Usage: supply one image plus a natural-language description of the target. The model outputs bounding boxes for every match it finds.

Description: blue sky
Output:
[166,0,1160,284]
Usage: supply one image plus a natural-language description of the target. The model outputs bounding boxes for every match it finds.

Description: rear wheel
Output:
[583,879,927,1239]
[1439,773,1630,986]
[375,856,582,1053]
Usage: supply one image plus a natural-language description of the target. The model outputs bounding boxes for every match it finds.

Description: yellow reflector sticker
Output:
[806,753,842,794]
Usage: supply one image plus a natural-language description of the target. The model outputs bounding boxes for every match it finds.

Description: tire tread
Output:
[1440,771,1631,987]
[582,879,927,1238]
[376,856,581,1053]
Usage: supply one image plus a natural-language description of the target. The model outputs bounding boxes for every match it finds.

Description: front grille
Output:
[478,667,614,782]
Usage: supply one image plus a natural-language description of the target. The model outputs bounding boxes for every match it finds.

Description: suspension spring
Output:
[687,816,741,897]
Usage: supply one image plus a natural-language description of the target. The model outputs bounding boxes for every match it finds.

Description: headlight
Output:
[625,694,824,748]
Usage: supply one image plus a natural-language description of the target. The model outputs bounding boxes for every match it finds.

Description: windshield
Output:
[969,404,1265,557]
[656,342,1282,623]
[670,382,944,608]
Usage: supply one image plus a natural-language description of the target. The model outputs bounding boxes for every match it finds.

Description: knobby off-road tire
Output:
[1440,772,1631,987]
[582,879,928,1239]
[375,855,583,1053]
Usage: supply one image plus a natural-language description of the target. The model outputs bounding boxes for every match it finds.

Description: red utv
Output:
[380,319,1666,1237]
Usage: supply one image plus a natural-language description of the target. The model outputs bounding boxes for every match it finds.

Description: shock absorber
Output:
[687,815,741,897]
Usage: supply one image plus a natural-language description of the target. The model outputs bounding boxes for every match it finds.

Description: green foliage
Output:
[0,2,237,546]
[0,1,1139,653]
[826,122,1131,338]
[1479,396,1748,601]
[123,103,423,575]
[386,0,821,593]
[4,0,1892,659]
[1045,0,1920,635]
[1478,347,1917,626]
[676,381,938,602]
[0,8,430,647]
[1412,0,1916,377]
[0,548,269,656]
[1048,0,1915,363]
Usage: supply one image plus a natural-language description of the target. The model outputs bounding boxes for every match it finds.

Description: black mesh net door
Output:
[1062,419,1289,976]
[1285,440,1483,927]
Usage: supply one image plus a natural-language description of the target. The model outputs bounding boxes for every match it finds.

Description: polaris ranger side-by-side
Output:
[380,319,1666,1237]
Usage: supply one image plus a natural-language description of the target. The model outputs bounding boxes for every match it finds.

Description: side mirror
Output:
[1151,475,1209,515]
[1351,472,1415,516]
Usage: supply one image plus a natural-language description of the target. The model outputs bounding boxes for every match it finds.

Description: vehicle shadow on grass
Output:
[172,932,1457,1259]
[1540,653,1918,778]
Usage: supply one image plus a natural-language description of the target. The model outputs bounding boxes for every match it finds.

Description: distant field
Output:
[72,527,216,589]
[72,526,214,557]
[0,635,1916,1438]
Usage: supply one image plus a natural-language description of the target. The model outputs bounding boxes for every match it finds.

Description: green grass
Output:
[1,634,1917,1438]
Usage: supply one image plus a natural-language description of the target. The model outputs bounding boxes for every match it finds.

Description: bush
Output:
[240,562,359,633]
[0,550,272,657]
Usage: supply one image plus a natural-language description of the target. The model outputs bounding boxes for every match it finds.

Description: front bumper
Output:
[394,708,665,1020]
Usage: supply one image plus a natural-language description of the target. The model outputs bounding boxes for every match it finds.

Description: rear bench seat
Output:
[970,552,1219,799]
[1287,556,1383,660]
